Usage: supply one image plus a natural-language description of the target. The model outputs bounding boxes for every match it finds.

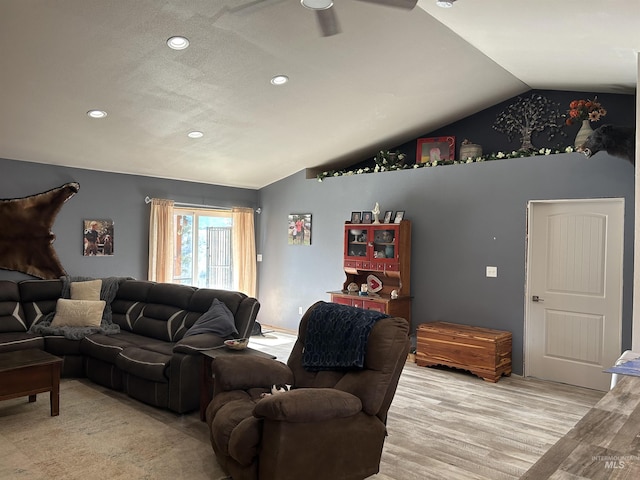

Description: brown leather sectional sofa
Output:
[0,278,259,413]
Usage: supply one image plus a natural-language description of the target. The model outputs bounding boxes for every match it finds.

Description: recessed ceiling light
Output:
[300,0,333,10]
[270,75,289,85]
[167,36,190,50]
[87,110,107,119]
[436,0,456,7]
[188,131,204,138]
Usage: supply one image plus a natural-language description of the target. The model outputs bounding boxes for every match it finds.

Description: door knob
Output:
[532,295,544,302]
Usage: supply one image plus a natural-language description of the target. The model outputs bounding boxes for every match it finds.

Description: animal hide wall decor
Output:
[0,182,80,279]
[578,124,636,165]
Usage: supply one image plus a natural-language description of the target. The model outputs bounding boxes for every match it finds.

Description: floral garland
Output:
[316,146,577,182]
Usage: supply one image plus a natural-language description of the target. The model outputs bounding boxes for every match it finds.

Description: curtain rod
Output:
[144,196,261,214]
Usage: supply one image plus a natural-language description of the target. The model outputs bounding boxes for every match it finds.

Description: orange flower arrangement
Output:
[566,97,607,126]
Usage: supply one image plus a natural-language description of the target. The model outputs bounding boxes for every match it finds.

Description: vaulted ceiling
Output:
[1,0,637,189]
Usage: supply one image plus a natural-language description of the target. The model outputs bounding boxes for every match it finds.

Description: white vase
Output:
[574,119,594,148]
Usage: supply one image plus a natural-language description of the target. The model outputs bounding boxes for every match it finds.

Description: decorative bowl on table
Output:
[224,338,249,350]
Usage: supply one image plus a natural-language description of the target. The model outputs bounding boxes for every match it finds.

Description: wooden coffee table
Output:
[199,346,276,421]
[0,349,63,416]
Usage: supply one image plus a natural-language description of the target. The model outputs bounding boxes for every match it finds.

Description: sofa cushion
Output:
[70,279,102,300]
[139,341,175,356]
[51,299,106,328]
[187,288,245,318]
[43,335,83,355]
[147,283,195,309]
[81,330,168,360]
[115,346,171,383]
[184,299,238,338]
[0,331,44,353]
[0,280,27,333]
[117,282,194,342]
[81,331,140,363]
[95,279,148,332]
[111,299,146,332]
[133,304,188,342]
[17,279,62,328]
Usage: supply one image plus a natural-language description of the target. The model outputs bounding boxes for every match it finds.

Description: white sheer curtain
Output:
[148,198,175,282]
[232,207,256,297]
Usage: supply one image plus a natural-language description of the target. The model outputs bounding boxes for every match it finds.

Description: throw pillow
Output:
[184,298,238,338]
[51,298,106,328]
[70,279,102,301]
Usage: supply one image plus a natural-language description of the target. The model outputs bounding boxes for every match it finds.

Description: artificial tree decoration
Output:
[493,94,566,151]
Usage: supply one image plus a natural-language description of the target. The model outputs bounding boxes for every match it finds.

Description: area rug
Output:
[0,379,228,480]
[249,332,295,347]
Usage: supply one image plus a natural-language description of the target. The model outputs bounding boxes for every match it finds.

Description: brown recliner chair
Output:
[205,301,410,480]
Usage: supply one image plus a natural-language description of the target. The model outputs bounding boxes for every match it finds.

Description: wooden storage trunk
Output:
[416,321,512,382]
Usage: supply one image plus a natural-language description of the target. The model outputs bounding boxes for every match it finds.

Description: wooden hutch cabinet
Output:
[329,220,411,323]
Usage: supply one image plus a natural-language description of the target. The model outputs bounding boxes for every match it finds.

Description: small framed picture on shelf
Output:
[351,211,362,224]
[416,136,455,164]
[393,211,405,223]
[383,211,393,223]
[362,211,373,224]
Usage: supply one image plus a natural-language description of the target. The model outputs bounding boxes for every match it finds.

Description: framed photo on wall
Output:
[83,219,114,256]
[288,213,312,245]
[416,136,455,164]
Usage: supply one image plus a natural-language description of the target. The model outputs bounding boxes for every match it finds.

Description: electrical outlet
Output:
[486,266,498,278]
[256,254,263,262]
[298,307,303,315]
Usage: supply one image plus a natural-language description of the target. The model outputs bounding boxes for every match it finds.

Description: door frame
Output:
[523,198,625,380]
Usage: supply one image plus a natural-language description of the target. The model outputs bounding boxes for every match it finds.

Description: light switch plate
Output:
[486,266,498,277]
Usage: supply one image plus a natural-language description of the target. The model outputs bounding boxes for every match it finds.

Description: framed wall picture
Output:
[351,211,362,224]
[393,211,405,224]
[288,213,312,245]
[362,211,373,224]
[383,211,393,223]
[416,136,455,164]
[83,219,114,256]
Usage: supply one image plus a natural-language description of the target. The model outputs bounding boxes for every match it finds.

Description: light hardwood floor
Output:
[0,331,604,480]
[251,329,605,480]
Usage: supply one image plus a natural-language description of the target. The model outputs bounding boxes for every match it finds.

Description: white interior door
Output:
[525,199,624,391]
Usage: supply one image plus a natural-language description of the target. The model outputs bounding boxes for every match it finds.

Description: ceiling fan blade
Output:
[355,0,418,9]
[316,9,341,36]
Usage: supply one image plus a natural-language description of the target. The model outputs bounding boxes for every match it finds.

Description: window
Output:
[173,208,234,289]
[149,199,255,296]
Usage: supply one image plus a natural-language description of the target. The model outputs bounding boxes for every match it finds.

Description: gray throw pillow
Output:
[184,298,239,338]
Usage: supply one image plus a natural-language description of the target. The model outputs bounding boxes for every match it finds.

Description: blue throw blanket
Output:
[302,302,388,371]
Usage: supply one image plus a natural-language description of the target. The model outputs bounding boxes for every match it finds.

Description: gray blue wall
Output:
[257,152,635,375]
[1,89,635,375]
[0,157,259,281]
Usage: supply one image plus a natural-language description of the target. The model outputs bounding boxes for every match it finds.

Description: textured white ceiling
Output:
[0,0,637,189]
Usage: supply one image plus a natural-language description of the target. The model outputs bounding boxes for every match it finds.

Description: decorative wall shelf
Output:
[317,146,578,181]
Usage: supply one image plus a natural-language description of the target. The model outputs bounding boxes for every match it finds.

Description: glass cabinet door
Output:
[372,228,396,261]
[346,228,368,258]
